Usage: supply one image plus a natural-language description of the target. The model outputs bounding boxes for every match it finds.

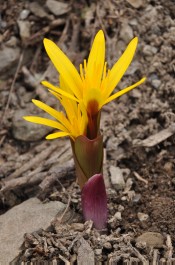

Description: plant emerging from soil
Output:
[24,30,145,229]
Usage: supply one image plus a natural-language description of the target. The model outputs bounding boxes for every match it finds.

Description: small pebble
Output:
[137,212,149,221]
[109,166,126,191]
[120,23,134,43]
[70,223,84,232]
[151,79,161,89]
[132,193,141,203]
[17,20,31,41]
[95,249,102,255]
[19,9,30,20]
[6,36,18,47]
[143,45,158,56]
[114,212,122,220]
[126,0,144,8]
[136,232,164,248]
[103,242,112,250]
[118,205,124,212]
[121,196,127,201]
[164,162,173,174]
[113,244,119,249]
[46,0,70,16]
[171,178,175,185]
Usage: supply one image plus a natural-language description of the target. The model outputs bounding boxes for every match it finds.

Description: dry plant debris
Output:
[0,0,175,263]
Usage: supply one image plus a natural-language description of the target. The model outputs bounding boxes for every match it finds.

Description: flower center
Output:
[87,100,100,139]
[87,99,99,116]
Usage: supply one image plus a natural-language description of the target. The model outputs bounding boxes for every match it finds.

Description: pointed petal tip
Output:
[95,29,105,41]
[32,99,38,104]
[23,116,34,122]
[130,36,138,47]
[43,38,51,46]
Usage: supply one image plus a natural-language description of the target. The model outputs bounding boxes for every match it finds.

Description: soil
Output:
[0,0,175,264]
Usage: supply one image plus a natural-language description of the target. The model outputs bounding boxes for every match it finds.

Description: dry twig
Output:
[133,171,148,185]
[165,235,173,259]
[0,50,24,126]
[5,143,59,181]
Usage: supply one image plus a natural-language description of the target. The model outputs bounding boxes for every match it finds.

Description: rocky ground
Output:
[0,0,175,264]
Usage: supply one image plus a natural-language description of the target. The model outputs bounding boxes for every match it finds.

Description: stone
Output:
[114,211,122,220]
[77,237,95,265]
[132,193,141,203]
[6,36,18,47]
[120,23,134,43]
[129,18,138,26]
[29,2,48,18]
[46,0,70,16]
[143,45,158,56]
[118,205,125,212]
[137,212,149,221]
[12,109,53,141]
[136,232,164,248]
[19,9,30,20]
[0,46,20,77]
[126,0,144,9]
[109,166,126,190]
[95,249,102,255]
[0,198,66,264]
[151,79,161,89]
[17,20,31,41]
[103,242,112,250]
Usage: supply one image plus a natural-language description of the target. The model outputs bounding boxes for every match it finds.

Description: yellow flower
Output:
[24,30,145,140]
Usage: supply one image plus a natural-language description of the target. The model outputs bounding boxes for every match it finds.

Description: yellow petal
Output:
[106,37,139,98]
[60,75,73,95]
[43,39,83,98]
[46,132,70,139]
[23,116,67,131]
[103,77,146,105]
[86,30,105,89]
[32,99,70,131]
[42,81,79,102]
[79,102,88,135]
[49,90,78,121]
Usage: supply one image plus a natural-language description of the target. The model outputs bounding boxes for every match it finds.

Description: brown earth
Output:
[0,0,175,263]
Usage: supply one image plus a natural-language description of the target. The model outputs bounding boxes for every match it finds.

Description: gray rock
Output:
[17,20,31,41]
[29,2,48,18]
[12,109,53,141]
[109,166,126,190]
[126,61,140,75]
[46,0,70,16]
[129,18,138,26]
[132,193,141,203]
[136,232,164,248]
[0,46,20,76]
[95,248,102,255]
[151,79,161,89]
[114,211,122,220]
[6,36,18,47]
[120,23,134,43]
[19,9,30,20]
[137,212,149,221]
[126,0,144,8]
[143,45,158,56]
[0,198,66,264]
[77,237,95,264]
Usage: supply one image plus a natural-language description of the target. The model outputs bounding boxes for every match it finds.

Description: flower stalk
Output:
[72,135,103,189]
[24,30,145,229]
